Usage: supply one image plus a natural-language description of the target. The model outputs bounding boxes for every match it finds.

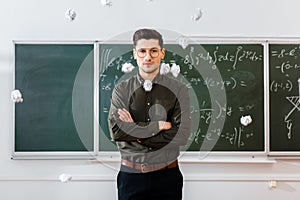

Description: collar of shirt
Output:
[136,71,163,85]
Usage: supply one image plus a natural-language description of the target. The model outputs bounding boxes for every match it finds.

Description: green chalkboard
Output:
[269,44,300,152]
[14,43,94,152]
[99,43,265,152]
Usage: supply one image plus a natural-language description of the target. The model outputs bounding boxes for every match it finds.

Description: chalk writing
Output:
[274,61,300,77]
[285,96,300,139]
[270,80,293,93]
[221,127,254,148]
[189,126,254,148]
[271,46,299,59]
[184,45,263,71]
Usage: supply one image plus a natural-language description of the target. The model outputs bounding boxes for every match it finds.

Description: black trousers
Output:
[117,166,183,200]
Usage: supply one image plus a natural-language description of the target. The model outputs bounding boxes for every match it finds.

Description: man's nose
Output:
[144,51,152,59]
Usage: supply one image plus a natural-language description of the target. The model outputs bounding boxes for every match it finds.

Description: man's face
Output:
[133,39,165,76]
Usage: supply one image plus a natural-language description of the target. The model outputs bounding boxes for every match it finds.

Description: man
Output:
[108,28,191,200]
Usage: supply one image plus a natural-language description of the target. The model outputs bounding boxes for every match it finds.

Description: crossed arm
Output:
[117,108,171,130]
[108,84,191,149]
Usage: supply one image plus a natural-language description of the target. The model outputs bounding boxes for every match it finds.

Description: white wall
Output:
[1,0,300,199]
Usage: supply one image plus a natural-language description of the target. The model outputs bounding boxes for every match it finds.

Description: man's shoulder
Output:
[115,75,137,87]
[114,74,138,90]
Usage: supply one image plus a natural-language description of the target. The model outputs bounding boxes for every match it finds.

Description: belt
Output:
[121,159,178,173]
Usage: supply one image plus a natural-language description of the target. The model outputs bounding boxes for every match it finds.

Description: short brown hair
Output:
[133,28,163,48]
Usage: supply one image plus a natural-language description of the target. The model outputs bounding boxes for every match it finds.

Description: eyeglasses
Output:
[136,48,161,58]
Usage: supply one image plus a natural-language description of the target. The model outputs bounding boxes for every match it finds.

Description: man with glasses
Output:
[108,28,191,200]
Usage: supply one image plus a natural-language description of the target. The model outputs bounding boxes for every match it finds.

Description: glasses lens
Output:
[137,49,146,58]
[150,49,159,58]
[137,48,160,58]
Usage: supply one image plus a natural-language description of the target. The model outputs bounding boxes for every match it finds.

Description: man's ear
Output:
[161,48,166,59]
[133,48,137,59]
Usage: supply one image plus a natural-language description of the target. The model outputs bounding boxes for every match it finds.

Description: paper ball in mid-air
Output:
[65,8,76,21]
[143,80,152,92]
[11,90,23,103]
[170,63,180,78]
[240,115,252,126]
[101,0,112,7]
[177,36,190,49]
[121,63,135,73]
[191,8,203,21]
[160,63,170,75]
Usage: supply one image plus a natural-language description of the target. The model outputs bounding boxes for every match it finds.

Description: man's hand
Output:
[158,121,171,130]
[118,108,134,122]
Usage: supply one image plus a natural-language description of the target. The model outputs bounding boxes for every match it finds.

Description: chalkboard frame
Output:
[12,41,97,159]
[187,38,268,157]
[267,40,300,157]
[96,39,268,158]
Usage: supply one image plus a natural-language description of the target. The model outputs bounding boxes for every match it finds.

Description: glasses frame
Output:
[135,48,162,58]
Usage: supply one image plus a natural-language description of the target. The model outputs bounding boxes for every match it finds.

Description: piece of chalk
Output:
[269,180,277,188]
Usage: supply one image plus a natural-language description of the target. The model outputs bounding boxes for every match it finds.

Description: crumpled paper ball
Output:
[160,63,170,75]
[177,36,189,49]
[121,63,135,73]
[101,0,112,6]
[170,63,180,78]
[240,115,252,126]
[143,80,152,92]
[11,90,23,103]
[65,8,76,21]
[191,8,203,21]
